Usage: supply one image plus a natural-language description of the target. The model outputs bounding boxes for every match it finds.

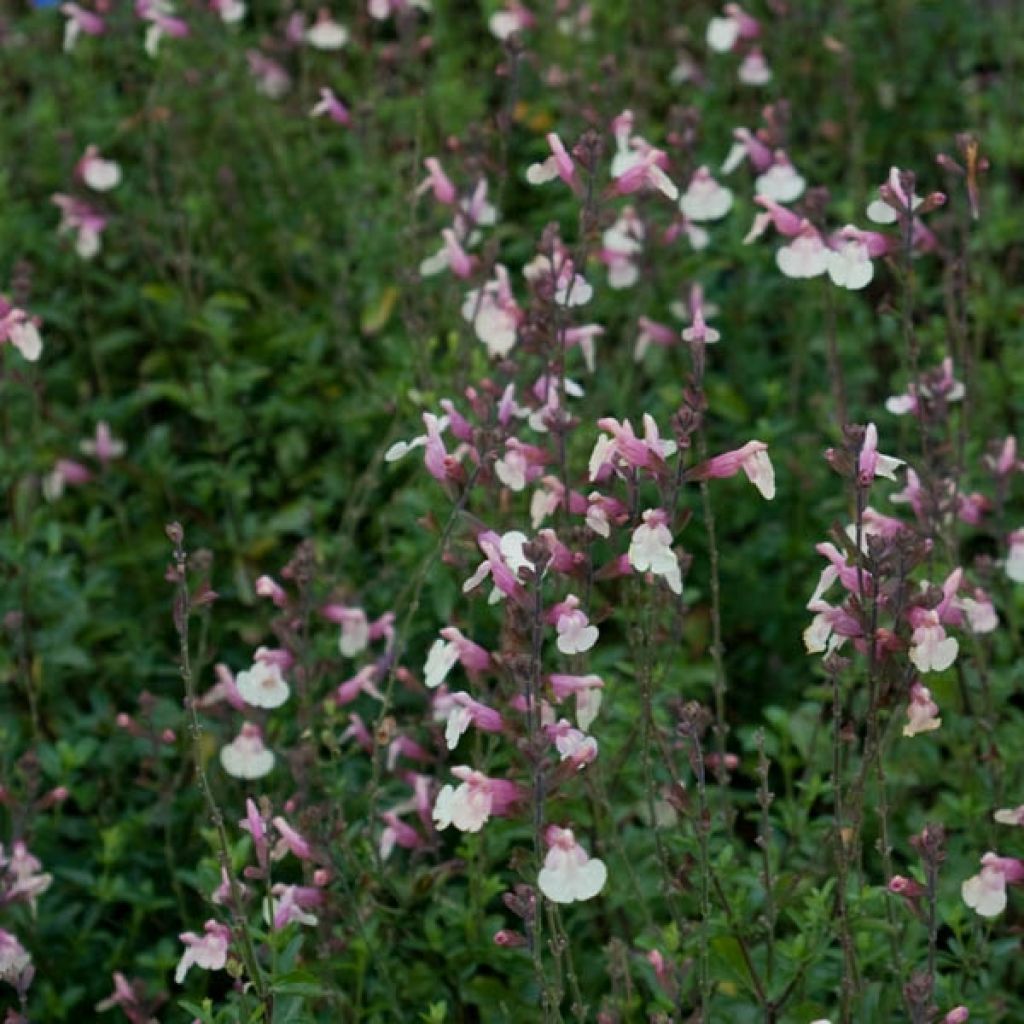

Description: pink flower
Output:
[738,49,771,86]
[706,3,759,52]
[526,133,580,193]
[857,423,904,486]
[42,458,93,501]
[334,665,385,706]
[444,692,504,749]
[310,87,350,126]
[944,1008,969,1024]
[61,3,105,51]
[753,152,806,203]
[690,440,775,499]
[268,884,321,929]
[239,798,269,870]
[79,421,125,465]
[548,673,604,731]
[903,682,941,737]
[247,50,290,98]
[272,817,313,861]
[136,0,190,57]
[417,157,457,205]
[174,919,230,983]
[255,575,288,608]
[962,852,1024,917]
[0,842,52,912]
[461,265,522,357]
[424,627,492,689]
[379,812,423,861]
[537,826,607,903]
[633,316,677,362]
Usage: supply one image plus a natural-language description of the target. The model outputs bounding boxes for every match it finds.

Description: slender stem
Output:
[168,526,271,1018]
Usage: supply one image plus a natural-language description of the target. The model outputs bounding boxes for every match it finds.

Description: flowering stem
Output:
[166,525,271,1018]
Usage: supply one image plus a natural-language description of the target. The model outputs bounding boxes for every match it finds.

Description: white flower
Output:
[1007,531,1024,583]
[994,806,1024,827]
[538,827,607,903]
[777,231,829,279]
[432,772,491,833]
[235,656,290,709]
[306,16,349,49]
[827,235,874,291]
[628,511,682,595]
[706,15,739,52]
[219,723,275,779]
[424,637,459,689]
[82,156,121,192]
[754,162,805,203]
[495,449,528,491]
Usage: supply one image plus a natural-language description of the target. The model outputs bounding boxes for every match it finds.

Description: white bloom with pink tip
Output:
[537,826,607,904]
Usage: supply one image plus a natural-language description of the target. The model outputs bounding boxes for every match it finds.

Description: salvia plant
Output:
[1,1,1023,1023]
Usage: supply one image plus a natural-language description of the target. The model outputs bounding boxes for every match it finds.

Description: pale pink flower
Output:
[944,1008,969,1024]
[753,153,806,203]
[0,842,52,913]
[333,665,385,706]
[210,0,246,24]
[246,50,290,98]
[776,225,829,279]
[219,723,274,779]
[738,49,771,85]
[549,720,598,768]
[174,920,231,984]
[629,509,682,595]
[52,193,107,260]
[903,682,941,737]
[461,265,522,357]
[268,884,321,929]
[679,166,733,222]
[76,145,122,192]
[551,595,598,655]
[489,1,534,41]
[1005,528,1024,583]
[432,767,520,832]
[537,826,607,903]
[416,157,457,205]
[633,316,677,362]
[0,929,32,991]
[306,9,349,49]
[962,852,1024,917]
[0,297,43,362]
[379,812,423,860]
[826,226,877,290]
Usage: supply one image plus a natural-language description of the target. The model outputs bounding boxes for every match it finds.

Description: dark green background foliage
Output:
[1,0,1023,1020]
